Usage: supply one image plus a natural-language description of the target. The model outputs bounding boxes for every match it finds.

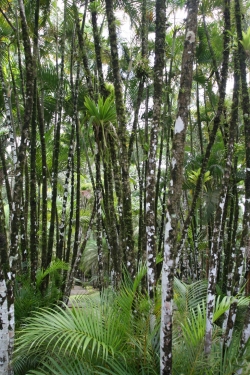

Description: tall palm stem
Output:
[47,0,66,267]
[145,0,166,298]
[160,0,199,372]
[105,0,135,277]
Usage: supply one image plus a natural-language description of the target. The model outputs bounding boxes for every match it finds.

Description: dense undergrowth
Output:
[13,265,250,375]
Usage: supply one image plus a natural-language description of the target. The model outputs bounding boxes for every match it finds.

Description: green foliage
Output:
[240,27,250,55]
[84,96,117,126]
[14,273,250,375]
[80,238,109,276]
[0,126,8,136]
[14,260,69,329]
[134,56,152,79]
[84,95,118,153]
[35,259,69,289]
[0,14,13,63]
[187,168,212,192]
[88,0,103,13]
[14,265,160,375]
[196,22,223,65]
[173,278,250,375]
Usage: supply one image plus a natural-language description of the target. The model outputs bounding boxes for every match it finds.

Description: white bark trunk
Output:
[160,212,174,375]
[237,305,250,375]
[0,279,10,374]
[223,301,237,348]
[205,260,218,355]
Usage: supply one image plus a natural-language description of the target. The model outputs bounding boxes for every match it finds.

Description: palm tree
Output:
[84,95,122,287]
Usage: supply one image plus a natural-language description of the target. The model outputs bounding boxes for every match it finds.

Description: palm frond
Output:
[181,301,206,346]
[16,298,124,361]
[36,259,69,288]
[84,96,117,126]
[174,277,208,317]
[27,355,94,375]
[15,266,160,374]
[213,295,233,323]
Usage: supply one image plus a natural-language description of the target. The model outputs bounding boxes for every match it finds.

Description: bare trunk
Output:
[47,0,67,267]
[0,192,11,375]
[221,49,240,347]
[234,0,250,357]
[0,277,10,375]
[145,0,166,299]
[204,9,235,352]
[176,0,231,267]
[105,0,135,277]
[160,1,199,373]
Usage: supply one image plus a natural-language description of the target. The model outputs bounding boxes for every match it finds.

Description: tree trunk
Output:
[205,23,238,356]
[176,0,231,264]
[47,0,67,268]
[7,0,34,367]
[29,0,40,282]
[0,190,11,375]
[160,0,199,373]
[105,0,135,277]
[37,95,48,273]
[145,0,166,299]
[74,0,94,98]
[64,205,96,304]
[234,0,250,356]
[90,0,109,98]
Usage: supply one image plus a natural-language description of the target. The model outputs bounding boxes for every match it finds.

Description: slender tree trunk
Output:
[176,0,231,261]
[145,0,166,299]
[47,0,66,267]
[0,274,9,375]
[128,0,148,164]
[160,1,199,373]
[205,21,238,355]
[196,78,204,156]
[29,0,40,282]
[64,204,96,304]
[96,150,104,291]
[22,162,29,268]
[15,6,25,104]
[37,95,48,272]
[0,190,11,375]
[202,12,220,86]
[65,164,74,264]
[105,0,135,277]
[74,0,94,98]
[71,91,81,273]
[90,0,109,98]
[103,140,121,287]
[157,36,176,275]
[90,3,119,283]
[7,1,34,368]
[0,144,12,212]
[57,120,75,260]
[0,65,17,170]
[234,0,250,357]
[57,40,80,261]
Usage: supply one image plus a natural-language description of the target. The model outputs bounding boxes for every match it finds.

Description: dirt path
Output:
[70,285,90,296]
[68,285,97,307]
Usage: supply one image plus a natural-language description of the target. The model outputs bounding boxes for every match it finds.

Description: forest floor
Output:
[68,285,99,307]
